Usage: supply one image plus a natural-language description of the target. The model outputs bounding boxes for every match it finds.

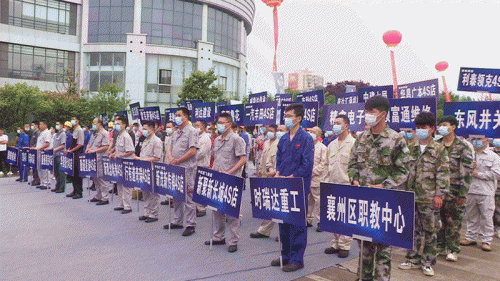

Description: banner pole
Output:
[358,239,363,281]
[210,209,214,250]
[168,195,172,233]
[137,189,140,213]
[278,224,283,269]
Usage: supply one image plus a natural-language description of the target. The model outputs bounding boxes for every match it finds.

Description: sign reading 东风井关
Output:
[443,101,500,138]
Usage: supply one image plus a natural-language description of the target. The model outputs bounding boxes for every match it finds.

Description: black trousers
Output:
[70,175,83,195]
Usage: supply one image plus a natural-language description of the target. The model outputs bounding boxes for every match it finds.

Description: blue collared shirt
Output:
[17,133,29,148]
[276,127,314,194]
[322,135,336,147]
[65,131,73,150]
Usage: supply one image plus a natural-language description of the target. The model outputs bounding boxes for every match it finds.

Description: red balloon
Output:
[383,30,402,47]
[435,61,449,72]
[262,0,284,8]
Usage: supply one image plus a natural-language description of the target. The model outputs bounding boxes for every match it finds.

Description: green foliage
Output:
[325,94,336,105]
[86,83,130,124]
[177,69,225,104]
[436,91,474,120]
[285,88,301,101]
[324,80,371,97]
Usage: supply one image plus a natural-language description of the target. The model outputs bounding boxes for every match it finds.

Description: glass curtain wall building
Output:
[0,0,255,111]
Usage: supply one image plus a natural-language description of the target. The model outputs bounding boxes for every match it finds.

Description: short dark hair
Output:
[166,121,175,127]
[96,118,103,126]
[365,96,390,112]
[133,122,139,127]
[142,120,155,128]
[177,107,190,118]
[195,120,207,127]
[285,103,304,119]
[218,112,233,124]
[116,115,128,127]
[231,123,238,130]
[31,121,38,124]
[415,112,436,127]
[336,114,350,125]
[268,124,277,131]
[438,115,458,127]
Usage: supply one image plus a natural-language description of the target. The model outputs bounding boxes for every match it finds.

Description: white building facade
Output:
[0,0,255,111]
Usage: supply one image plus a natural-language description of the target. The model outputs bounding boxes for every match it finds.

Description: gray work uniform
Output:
[170,125,199,227]
[88,129,110,201]
[196,132,212,213]
[211,131,246,246]
[115,131,135,210]
[36,129,52,187]
[140,134,163,218]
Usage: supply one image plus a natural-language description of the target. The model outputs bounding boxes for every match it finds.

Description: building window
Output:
[0,42,75,82]
[0,0,77,35]
[207,7,240,59]
[88,0,134,43]
[87,52,126,91]
[218,76,227,91]
[158,69,172,93]
[141,0,202,48]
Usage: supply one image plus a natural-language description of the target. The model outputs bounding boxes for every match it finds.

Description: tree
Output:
[324,81,372,97]
[86,83,130,125]
[177,69,225,104]
[436,91,474,120]
[285,88,301,101]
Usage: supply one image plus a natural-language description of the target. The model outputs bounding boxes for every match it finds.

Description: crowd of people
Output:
[1,96,500,280]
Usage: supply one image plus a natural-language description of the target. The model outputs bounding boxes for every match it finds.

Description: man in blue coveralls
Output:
[271,103,314,272]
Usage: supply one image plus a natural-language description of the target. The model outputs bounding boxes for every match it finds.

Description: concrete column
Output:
[125,34,147,105]
[134,0,142,34]
[202,4,208,42]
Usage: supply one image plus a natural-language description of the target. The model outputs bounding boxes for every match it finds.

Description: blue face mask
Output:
[415,129,429,140]
[284,118,294,129]
[437,126,449,136]
[406,133,414,140]
[217,123,226,134]
[114,125,121,131]
[174,116,183,126]
[473,140,484,149]
[333,125,343,135]
[92,125,98,131]
[17,129,21,134]
[325,131,333,137]
[400,131,406,138]
[142,129,149,138]
[260,127,267,134]
[276,131,285,140]
[493,139,500,147]
[309,132,317,141]
[55,125,61,131]
[266,132,275,139]
[30,125,34,130]
[71,120,76,126]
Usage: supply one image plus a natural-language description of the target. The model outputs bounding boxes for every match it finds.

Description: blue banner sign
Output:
[78,153,97,178]
[457,67,500,94]
[320,183,415,250]
[250,177,306,226]
[153,163,186,202]
[244,102,277,126]
[122,159,153,192]
[6,147,18,166]
[139,106,161,124]
[115,110,128,120]
[130,102,141,120]
[193,102,215,123]
[193,167,245,218]
[387,97,437,131]
[218,104,245,126]
[276,94,293,106]
[443,101,500,138]
[337,92,360,104]
[102,156,123,184]
[61,152,74,176]
[280,101,319,128]
[346,85,356,93]
[359,85,394,102]
[322,103,366,132]
[298,89,324,107]
[215,100,228,114]
[249,92,268,104]
[165,108,177,124]
[101,113,109,128]
[28,149,37,168]
[20,148,28,166]
[398,79,439,99]
[40,150,53,170]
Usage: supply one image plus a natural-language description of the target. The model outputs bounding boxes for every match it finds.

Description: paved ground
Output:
[1,174,499,281]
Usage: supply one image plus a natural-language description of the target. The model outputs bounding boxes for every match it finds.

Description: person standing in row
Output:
[194,120,211,217]
[16,127,30,182]
[110,115,135,214]
[50,122,67,193]
[160,121,176,206]
[493,138,500,239]
[36,122,52,190]
[87,118,111,205]
[164,108,199,237]
[136,121,163,223]
[205,112,246,253]
[307,126,327,231]
[29,121,40,186]
[324,114,356,258]
[271,103,314,272]
[349,96,410,281]
[0,129,8,176]
[65,117,84,199]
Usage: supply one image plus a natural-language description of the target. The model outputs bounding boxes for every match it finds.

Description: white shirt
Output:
[0,134,7,151]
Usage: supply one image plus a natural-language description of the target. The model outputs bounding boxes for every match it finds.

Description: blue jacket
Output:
[17,133,30,148]
[84,130,92,150]
[276,127,314,194]
[322,135,336,147]
[65,132,73,150]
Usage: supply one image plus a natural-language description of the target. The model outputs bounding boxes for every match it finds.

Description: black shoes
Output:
[338,250,349,258]
[55,189,65,193]
[196,210,206,217]
[121,209,132,214]
[160,199,173,206]
[271,258,288,267]
[114,207,124,211]
[96,200,109,205]
[164,223,184,229]
[324,247,340,255]
[139,216,148,221]
[307,223,313,227]
[250,232,269,239]
[72,194,83,199]
[228,245,238,253]
[182,226,195,236]
[15,178,21,182]
[66,193,75,198]
[205,239,226,245]
[39,186,48,190]
[145,217,158,223]
[51,188,58,192]
[282,263,304,272]
[89,198,100,203]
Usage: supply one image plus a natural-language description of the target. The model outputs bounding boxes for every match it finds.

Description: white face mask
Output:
[365,113,380,127]
[309,132,317,141]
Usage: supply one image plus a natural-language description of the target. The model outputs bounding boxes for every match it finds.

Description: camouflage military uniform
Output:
[436,137,473,254]
[348,126,410,281]
[404,139,450,267]
[494,148,500,233]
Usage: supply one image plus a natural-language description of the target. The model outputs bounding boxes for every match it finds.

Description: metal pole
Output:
[358,239,363,281]
[278,224,283,269]
[168,196,172,232]
[210,209,214,250]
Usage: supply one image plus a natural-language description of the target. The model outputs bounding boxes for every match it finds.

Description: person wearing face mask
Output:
[109,115,136,213]
[160,121,177,206]
[270,103,314,273]
[400,129,416,146]
[204,112,246,253]
[434,116,474,262]
[324,114,356,258]
[132,123,141,146]
[15,127,30,182]
[398,112,450,277]
[322,129,335,147]
[0,128,8,177]
[194,120,211,217]
[306,126,327,231]
[63,117,85,199]
[163,108,199,237]
[86,118,111,205]
[28,121,40,186]
[349,96,410,281]
[134,121,163,222]
[250,125,283,239]
[460,136,500,252]
[50,122,67,193]
[492,138,500,239]
[83,125,92,151]
[35,121,52,190]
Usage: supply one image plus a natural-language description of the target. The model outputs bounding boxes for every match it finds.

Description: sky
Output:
[246,0,500,99]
